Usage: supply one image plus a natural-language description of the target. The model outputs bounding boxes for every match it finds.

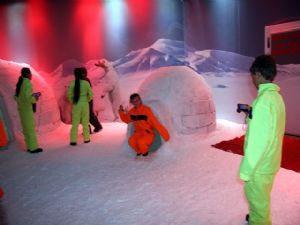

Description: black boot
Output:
[245,214,249,222]
[28,148,43,153]
[93,126,102,133]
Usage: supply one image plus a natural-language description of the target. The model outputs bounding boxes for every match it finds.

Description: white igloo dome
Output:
[138,66,216,136]
[0,60,61,136]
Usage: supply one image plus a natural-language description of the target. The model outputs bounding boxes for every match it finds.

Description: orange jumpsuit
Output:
[119,104,170,154]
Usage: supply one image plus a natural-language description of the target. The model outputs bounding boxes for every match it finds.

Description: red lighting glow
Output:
[26,0,51,70]
[127,0,154,32]
[73,0,104,62]
[0,7,10,59]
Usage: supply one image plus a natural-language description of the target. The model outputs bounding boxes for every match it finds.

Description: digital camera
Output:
[237,103,249,113]
[237,103,252,119]
[32,92,41,97]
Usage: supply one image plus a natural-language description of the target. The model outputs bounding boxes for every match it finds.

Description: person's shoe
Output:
[142,152,149,157]
[84,140,90,144]
[245,214,249,222]
[136,153,142,156]
[93,127,102,133]
[28,148,43,153]
[70,142,77,146]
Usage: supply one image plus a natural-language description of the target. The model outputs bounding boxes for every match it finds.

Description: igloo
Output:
[138,66,216,137]
[0,60,61,137]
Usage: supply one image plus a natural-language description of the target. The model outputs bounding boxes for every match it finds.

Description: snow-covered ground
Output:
[0,120,299,225]
[1,38,300,224]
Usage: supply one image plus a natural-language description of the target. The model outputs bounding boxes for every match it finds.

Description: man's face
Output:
[251,72,260,89]
[130,96,142,107]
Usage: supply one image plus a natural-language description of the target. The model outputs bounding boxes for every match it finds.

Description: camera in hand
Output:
[237,103,252,119]
[32,92,41,97]
[32,92,41,113]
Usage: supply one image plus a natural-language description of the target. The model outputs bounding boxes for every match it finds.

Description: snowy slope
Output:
[0,120,299,225]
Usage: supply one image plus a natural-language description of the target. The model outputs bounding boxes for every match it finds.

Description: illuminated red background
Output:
[1,0,299,71]
[0,0,182,72]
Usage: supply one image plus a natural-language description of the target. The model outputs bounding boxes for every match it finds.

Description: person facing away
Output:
[239,55,286,225]
[80,67,103,133]
[67,67,93,146]
[14,67,43,153]
[118,93,170,157]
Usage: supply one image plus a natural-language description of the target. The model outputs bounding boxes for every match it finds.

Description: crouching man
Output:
[119,93,170,157]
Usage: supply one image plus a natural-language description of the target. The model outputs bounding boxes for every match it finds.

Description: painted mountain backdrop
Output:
[44,38,300,135]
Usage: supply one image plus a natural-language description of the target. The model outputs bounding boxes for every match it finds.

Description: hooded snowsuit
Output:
[119,104,170,154]
[15,77,39,151]
[240,83,286,225]
[67,79,93,143]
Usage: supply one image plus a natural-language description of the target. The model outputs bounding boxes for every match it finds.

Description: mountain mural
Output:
[111,39,254,75]
[113,46,186,75]
[48,38,300,78]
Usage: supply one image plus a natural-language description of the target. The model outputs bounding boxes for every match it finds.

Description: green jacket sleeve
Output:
[67,81,75,103]
[239,100,273,181]
[24,81,36,104]
[15,78,36,108]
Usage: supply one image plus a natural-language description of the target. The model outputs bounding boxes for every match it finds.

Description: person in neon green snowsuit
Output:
[67,67,93,145]
[240,55,286,225]
[15,67,43,153]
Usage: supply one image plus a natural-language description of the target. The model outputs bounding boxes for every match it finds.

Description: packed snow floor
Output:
[0,120,299,225]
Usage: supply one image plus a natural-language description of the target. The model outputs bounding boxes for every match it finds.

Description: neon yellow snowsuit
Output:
[240,83,286,225]
[15,78,39,151]
[67,79,93,143]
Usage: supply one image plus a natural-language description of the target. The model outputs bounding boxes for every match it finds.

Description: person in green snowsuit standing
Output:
[67,67,93,145]
[240,55,286,225]
[15,67,43,153]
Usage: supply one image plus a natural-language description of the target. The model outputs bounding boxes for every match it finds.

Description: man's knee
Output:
[137,139,152,153]
[128,136,137,148]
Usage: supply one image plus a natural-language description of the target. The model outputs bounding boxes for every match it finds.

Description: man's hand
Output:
[32,92,41,101]
[119,105,125,113]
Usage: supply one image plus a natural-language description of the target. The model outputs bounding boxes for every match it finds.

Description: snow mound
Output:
[0,60,61,135]
[138,66,216,137]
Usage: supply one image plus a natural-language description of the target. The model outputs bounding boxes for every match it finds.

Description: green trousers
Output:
[18,109,38,151]
[70,101,90,143]
[244,173,275,225]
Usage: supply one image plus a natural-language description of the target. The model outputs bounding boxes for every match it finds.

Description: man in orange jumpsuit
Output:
[119,93,170,156]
